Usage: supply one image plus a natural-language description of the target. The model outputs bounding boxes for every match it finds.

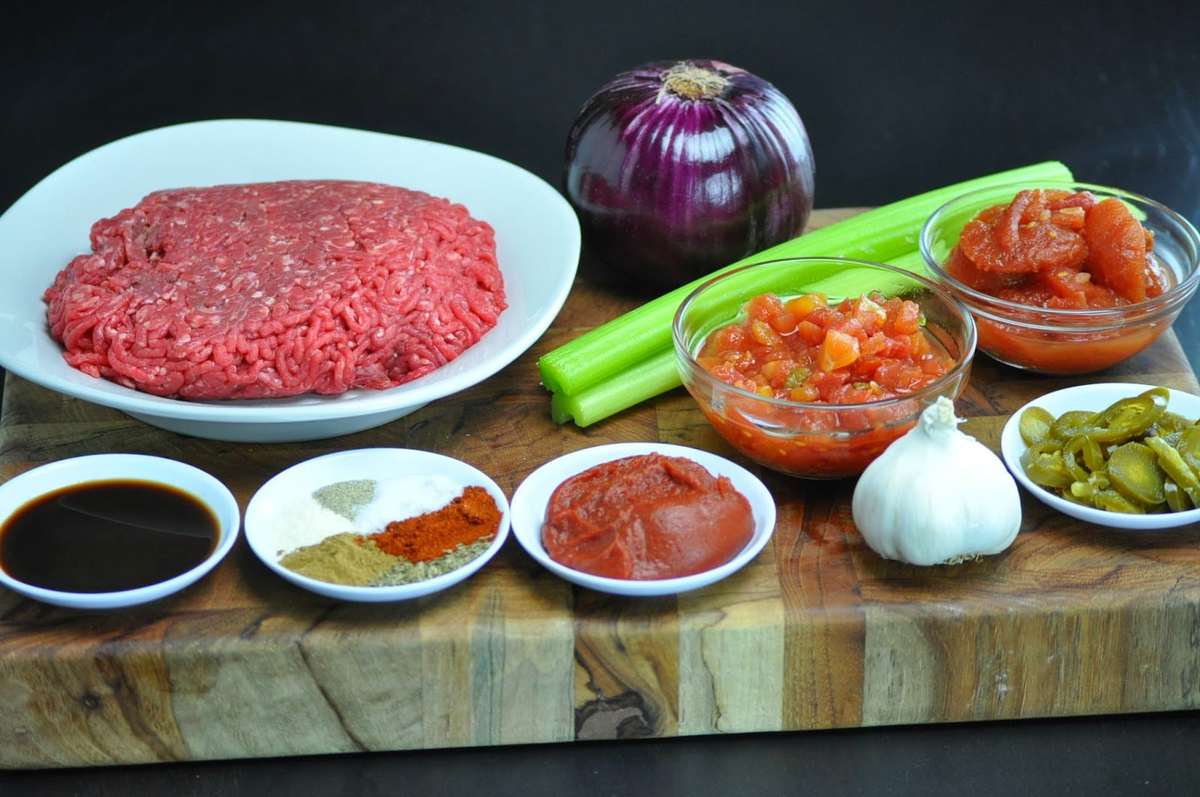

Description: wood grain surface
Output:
[2,209,1199,769]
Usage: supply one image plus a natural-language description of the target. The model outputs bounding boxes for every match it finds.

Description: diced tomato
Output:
[750,319,783,348]
[768,310,798,335]
[888,301,921,335]
[712,325,746,353]
[795,320,825,345]
[788,384,820,402]
[746,294,784,322]
[807,307,836,328]
[835,317,868,342]
[818,329,861,372]
[851,356,884,380]
[908,332,930,357]
[759,358,795,388]
[853,296,888,334]
[811,370,850,401]
[785,294,826,320]
[920,356,946,375]
[875,361,925,391]
[698,292,953,405]
[862,332,889,358]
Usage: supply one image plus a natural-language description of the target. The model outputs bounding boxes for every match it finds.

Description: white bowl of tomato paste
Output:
[510,443,776,597]
[243,448,511,602]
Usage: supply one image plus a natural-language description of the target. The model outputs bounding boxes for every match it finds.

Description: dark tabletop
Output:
[2,1,1199,794]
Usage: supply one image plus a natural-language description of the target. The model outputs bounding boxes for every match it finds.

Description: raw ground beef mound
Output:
[44,180,506,400]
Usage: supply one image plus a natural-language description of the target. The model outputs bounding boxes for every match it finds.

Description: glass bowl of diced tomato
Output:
[672,257,977,478]
[921,181,1200,374]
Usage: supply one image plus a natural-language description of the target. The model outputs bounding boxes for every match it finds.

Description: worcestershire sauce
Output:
[0,480,217,593]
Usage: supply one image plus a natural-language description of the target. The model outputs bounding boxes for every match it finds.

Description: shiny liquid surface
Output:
[0,480,218,593]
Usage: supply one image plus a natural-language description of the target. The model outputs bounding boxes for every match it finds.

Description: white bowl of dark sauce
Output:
[0,454,239,609]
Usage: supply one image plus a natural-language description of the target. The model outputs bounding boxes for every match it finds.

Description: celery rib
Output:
[539,161,1072,399]
[551,349,679,427]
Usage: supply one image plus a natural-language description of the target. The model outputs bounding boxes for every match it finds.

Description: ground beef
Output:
[44,180,505,400]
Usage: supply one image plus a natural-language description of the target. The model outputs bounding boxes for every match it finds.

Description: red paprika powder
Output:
[366,486,501,562]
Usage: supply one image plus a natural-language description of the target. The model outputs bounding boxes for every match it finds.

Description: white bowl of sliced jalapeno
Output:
[1000,383,1200,530]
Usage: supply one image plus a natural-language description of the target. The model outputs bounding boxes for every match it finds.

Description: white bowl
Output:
[0,119,580,442]
[1000,383,1200,530]
[509,443,776,596]
[0,454,240,609]
[244,448,510,602]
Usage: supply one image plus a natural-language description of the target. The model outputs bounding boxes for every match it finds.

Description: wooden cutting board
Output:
[2,209,1199,769]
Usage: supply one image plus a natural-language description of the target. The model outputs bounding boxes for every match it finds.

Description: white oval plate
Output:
[0,455,240,609]
[1000,383,1200,530]
[510,443,776,597]
[0,119,580,442]
[244,448,510,602]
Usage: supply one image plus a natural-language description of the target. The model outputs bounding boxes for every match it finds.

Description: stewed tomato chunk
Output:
[946,189,1168,309]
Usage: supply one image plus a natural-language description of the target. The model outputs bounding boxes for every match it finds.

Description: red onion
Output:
[565,59,815,293]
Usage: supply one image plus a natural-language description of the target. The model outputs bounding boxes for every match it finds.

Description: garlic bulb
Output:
[851,396,1021,566]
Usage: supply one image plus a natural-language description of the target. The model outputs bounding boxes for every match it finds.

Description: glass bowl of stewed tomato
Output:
[921,181,1200,375]
[672,257,977,478]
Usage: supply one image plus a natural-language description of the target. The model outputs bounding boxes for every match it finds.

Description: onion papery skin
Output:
[565,59,815,293]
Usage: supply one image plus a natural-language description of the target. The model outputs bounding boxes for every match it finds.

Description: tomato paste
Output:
[542,454,754,580]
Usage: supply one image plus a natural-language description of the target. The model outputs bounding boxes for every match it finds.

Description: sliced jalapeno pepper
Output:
[1069,471,1110,502]
[1145,436,1200,506]
[1088,390,1167,443]
[1178,427,1200,475]
[1063,435,1104,471]
[1051,410,1097,441]
[1107,441,1166,506]
[1023,450,1074,490]
[1151,411,1192,436]
[1080,436,1105,471]
[1019,406,1056,447]
[1094,489,1145,514]
[1164,479,1193,512]
[1062,436,1092,483]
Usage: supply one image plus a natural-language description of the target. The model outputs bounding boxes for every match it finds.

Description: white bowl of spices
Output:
[244,448,510,602]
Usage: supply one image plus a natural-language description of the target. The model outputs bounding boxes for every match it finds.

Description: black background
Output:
[3,1,1200,794]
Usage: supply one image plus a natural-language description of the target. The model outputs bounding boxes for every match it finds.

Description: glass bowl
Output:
[672,257,977,479]
[920,180,1200,374]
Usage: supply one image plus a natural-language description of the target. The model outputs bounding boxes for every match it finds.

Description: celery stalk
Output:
[885,248,930,273]
[551,349,679,428]
[539,161,1072,398]
[800,249,932,299]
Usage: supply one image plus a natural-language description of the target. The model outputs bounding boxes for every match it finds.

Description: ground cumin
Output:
[280,533,396,585]
[366,486,501,562]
